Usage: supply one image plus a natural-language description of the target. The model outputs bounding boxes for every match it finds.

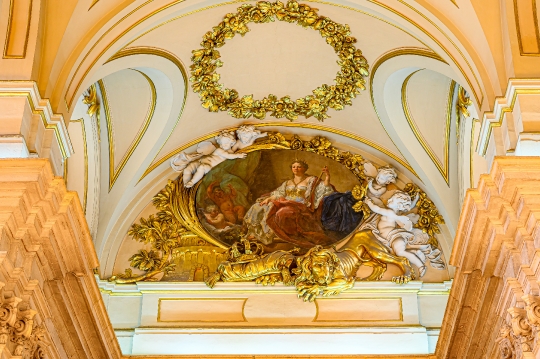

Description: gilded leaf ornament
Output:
[190,0,369,121]
[110,129,446,299]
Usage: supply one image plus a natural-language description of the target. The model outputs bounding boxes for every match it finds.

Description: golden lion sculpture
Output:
[205,229,415,301]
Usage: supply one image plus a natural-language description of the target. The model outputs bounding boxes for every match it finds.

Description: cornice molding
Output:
[477,78,540,156]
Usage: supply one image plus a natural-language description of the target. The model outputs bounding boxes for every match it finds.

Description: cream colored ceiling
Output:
[126,2,425,168]
[403,69,453,182]
[60,0,471,276]
[99,68,155,189]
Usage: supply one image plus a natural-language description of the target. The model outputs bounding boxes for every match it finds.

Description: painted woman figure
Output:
[244,160,336,249]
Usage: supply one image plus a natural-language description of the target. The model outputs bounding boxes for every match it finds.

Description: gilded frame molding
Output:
[513,0,540,56]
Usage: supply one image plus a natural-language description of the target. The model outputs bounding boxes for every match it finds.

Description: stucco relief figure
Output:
[364,163,397,206]
[362,191,445,277]
[232,125,268,151]
[244,160,336,249]
[170,130,247,188]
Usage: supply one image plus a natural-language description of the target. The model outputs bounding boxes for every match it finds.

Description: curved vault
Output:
[51,0,497,355]
[61,0,476,298]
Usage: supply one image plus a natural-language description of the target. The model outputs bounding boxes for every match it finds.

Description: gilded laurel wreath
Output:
[190,0,369,121]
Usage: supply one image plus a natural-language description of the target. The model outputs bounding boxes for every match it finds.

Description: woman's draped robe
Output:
[244,176,335,249]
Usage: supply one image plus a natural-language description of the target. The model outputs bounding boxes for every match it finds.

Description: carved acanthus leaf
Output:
[496,323,516,359]
[523,294,540,327]
[508,307,534,353]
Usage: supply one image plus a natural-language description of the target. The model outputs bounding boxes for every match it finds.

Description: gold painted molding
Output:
[88,0,99,11]
[64,0,183,110]
[513,0,540,56]
[369,47,446,178]
[139,122,418,181]
[69,118,88,212]
[98,69,157,191]
[105,46,189,181]
[313,297,403,322]
[2,0,33,59]
[477,86,540,156]
[401,69,453,184]
[0,91,69,159]
[370,0,483,106]
[157,298,248,322]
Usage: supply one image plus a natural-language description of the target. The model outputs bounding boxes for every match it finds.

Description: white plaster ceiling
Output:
[100,68,154,171]
[62,0,467,279]
[404,69,453,180]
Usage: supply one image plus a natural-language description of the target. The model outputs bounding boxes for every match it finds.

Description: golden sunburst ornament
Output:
[190,0,369,121]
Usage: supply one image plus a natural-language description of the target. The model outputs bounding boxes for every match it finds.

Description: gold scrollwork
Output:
[456,85,472,118]
[403,183,445,244]
[190,0,369,121]
[83,84,99,117]
[109,130,444,291]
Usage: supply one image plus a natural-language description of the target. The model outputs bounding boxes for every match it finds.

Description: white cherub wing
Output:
[197,141,217,155]
[170,152,193,172]
[363,162,378,178]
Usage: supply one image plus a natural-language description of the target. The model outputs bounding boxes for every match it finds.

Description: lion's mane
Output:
[293,245,340,286]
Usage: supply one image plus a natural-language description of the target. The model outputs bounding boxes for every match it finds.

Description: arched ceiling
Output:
[58,0,486,276]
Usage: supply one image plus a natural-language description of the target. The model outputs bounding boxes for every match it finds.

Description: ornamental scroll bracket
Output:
[497,295,540,359]
[0,282,48,359]
[508,306,535,355]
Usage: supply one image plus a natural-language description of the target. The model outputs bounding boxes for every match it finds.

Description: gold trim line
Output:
[98,69,157,191]
[105,46,189,181]
[3,0,33,59]
[157,298,248,322]
[69,118,88,212]
[401,69,453,185]
[313,297,403,322]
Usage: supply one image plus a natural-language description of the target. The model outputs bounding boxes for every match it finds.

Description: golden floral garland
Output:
[190,0,369,121]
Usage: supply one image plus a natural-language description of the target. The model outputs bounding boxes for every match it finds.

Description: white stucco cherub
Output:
[364,191,431,277]
[231,125,268,151]
[170,130,247,188]
[364,163,397,206]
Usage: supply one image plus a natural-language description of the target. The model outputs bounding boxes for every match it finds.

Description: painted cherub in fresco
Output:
[207,182,246,224]
[364,191,429,277]
[231,125,268,151]
[203,204,234,229]
[170,131,247,188]
[364,163,397,206]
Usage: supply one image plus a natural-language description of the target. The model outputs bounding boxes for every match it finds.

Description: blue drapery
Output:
[321,191,363,234]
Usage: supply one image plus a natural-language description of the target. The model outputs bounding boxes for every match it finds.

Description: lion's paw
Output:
[255,274,282,286]
[391,275,412,285]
